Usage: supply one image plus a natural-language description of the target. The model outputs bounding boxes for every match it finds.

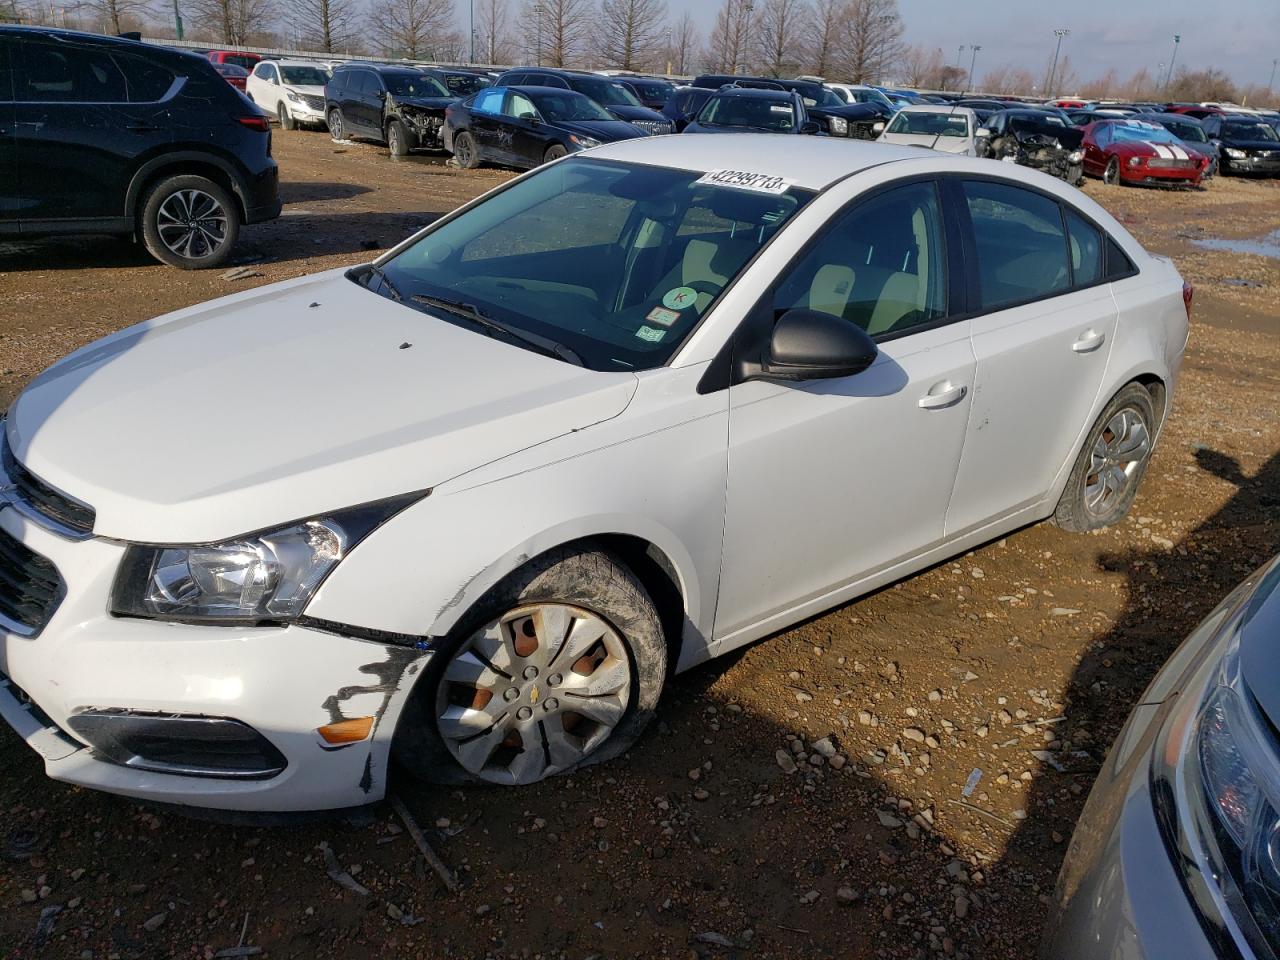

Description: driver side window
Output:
[504,92,537,120]
[771,181,948,339]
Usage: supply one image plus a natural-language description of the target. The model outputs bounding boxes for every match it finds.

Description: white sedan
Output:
[245,60,330,129]
[0,136,1189,811]
[878,105,983,155]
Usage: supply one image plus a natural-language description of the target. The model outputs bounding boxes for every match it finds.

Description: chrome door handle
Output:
[1072,330,1106,353]
[918,382,968,409]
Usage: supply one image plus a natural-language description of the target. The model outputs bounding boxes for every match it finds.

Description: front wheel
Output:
[139,174,239,269]
[387,119,410,157]
[1052,383,1157,532]
[1103,156,1122,186]
[394,546,666,786]
[453,131,480,169]
[543,144,569,164]
[278,102,296,131]
[328,108,345,142]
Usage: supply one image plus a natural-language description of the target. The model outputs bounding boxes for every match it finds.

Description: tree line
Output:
[7,0,1275,107]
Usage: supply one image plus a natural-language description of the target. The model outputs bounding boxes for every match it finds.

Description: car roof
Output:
[268,59,330,69]
[710,88,794,100]
[508,85,592,98]
[895,104,975,115]
[586,134,930,190]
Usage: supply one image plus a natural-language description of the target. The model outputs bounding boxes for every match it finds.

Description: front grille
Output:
[2,437,95,535]
[302,94,325,111]
[1148,158,1196,169]
[634,120,672,136]
[0,528,63,636]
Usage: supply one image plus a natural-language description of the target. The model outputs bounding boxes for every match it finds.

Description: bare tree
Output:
[901,44,945,87]
[1078,68,1120,101]
[704,0,754,75]
[474,0,513,64]
[290,0,355,52]
[369,0,454,59]
[754,0,807,78]
[187,0,275,44]
[840,0,903,84]
[663,10,698,75]
[802,0,841,77]
[595,0,667,71]
[1167,67,1239,104]
[524,0,592,68]
[72,0,152,36]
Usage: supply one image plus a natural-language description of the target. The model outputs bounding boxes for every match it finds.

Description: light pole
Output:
[468,0,474,64]
[967,44,981,92]
[954,45,964,92]
[1164,34,1181,90]
[1269,58,1278,94]
[172,0,182,39]
[1048,28,1069,98]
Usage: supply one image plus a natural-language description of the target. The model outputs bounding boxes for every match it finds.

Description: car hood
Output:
[813,103,887,121]
[879,132,972,154]
[284,84,326,97]
[551,118,643,141]
[1221,138,1280,151]
[684,122,796,135]
[6,270,637,544]
[390,94,455,112]
[605,104,664,122]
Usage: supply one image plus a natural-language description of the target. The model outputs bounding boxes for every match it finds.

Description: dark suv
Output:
[324,64,456,156]
[492,68,671,134]
[0,26,280,269]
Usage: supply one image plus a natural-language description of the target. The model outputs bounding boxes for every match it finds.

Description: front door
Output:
[13,36,175,225]
[0,38,17,231]
[945,180,1118,536]
[715,180,976,643]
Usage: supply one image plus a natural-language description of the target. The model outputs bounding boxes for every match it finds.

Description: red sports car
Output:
[212,61,249,91]
[1081,119,1210,187]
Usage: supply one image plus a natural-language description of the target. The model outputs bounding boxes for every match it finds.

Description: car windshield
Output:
[385,73,449,98]
[573,77,642,107]
[627,79,672,101]
[698,95,796,130]
[1223,121,1280,141]
[372,158,814,371]
[531,91,615,122]
[439,72,490,95]
[1162,120,1207,142]
[225,55,258,70]
[280,66,329,86]
[796,88,842,108]
[1111,123,1181,144]
[886,111,968,137]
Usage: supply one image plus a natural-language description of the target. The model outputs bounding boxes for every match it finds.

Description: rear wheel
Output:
[1052,383,1157,532]
[387,119,410,157]
[453,131,480,169]
[328,108,345,142]
[1103,156,1122,186]
[394,546,666,786]
[139,174,239,270]
[278,102,296,130]
[543,144,569,164]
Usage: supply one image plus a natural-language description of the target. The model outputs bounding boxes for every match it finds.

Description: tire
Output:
[139,174,239,270]
[453,131,480,169]
[393,545,666,787]
[543,144,569,164]
[1103,156,1122,186]
[1052,383,1157,533]
[328,108,345,142]
[387,119,410,157]
[278,102,296,131]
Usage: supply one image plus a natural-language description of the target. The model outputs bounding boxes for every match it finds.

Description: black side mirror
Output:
[801,120,821,135]
[748,309,878,382]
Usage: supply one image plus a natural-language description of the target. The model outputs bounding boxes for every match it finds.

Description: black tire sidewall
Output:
[1053,383,1157,532]
[544,145,568,164]
[139,175,239,270]
[279,102,295,130]
[455,132,478,168]
[1104,157,1121,185]
[328,109,344,141]
[392,545,666,787]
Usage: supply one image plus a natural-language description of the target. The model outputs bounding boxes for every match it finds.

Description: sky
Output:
[665,0,1280,91]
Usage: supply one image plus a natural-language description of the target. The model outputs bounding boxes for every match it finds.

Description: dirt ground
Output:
[1,131,1278,960]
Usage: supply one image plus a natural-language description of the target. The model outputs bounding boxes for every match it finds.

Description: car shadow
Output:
[278,181,375,204]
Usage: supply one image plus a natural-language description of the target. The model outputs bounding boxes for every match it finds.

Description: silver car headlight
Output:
[286,90,303,103]
[829,117,849,136]
[1067,149,1084,163]
[1225,147,1247,159]
[568,134,601,150]
[110,495,421,624]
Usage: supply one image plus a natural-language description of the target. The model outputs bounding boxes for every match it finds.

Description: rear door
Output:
[13,36,176,227]
[944,179,1118,536]
[0,38,16,231]
[466,87,507,160]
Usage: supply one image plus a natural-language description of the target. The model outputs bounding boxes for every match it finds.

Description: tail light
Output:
[237,115,270,133]
[1183,281,1194,320]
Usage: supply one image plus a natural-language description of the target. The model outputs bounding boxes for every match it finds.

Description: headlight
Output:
[1067,149,1084,163]
[1225,147,1247,159]
[872,121,885,133]
[829,117,849,136]
[568,134,601,150]
[286,90,303,103]
[110,495,421,624]
[1128,155,1143,167]
[1155,566,1280,954]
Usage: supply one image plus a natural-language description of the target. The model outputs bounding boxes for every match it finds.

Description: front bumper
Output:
[1223,155,1280,176]
[0,503,428,812]
[1121,164,1203,186]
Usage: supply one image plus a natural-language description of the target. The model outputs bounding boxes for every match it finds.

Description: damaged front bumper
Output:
[391,103,447,150]
[0,504,430,812]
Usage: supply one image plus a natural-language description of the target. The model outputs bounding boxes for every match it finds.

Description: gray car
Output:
[1043,553,1280,958]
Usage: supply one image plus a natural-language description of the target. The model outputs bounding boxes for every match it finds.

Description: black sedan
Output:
[1203,115,1280,177]
[683,88,817,136]
[443,86,647,170]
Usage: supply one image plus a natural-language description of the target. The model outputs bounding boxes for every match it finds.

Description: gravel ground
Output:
[0,132,1277,960]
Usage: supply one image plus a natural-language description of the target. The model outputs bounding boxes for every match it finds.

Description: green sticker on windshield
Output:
[635,325,667,343]
[663,287,697,311]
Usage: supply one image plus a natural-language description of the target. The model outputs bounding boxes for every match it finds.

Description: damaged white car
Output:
[0,136,1189,811]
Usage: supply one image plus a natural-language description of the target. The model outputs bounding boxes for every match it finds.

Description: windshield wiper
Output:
[366,263,404,303]
[409,294,585,367]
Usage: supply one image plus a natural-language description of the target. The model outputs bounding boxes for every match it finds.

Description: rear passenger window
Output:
[772,182,948,338]
[18,41,128,102]
[1105,236,1136,279]
[113,53,174,102]
[1064,209,1103,287]
[0,41,12,101]
[963,181,1069,310]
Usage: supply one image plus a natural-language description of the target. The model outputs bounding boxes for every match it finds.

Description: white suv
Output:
[246,60,330,129]
[0,136,1189,811]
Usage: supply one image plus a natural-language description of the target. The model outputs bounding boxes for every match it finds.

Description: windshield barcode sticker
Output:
[695,169,795,195]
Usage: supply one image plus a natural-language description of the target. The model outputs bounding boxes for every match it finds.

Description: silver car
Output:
[1043,554,1280,958]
